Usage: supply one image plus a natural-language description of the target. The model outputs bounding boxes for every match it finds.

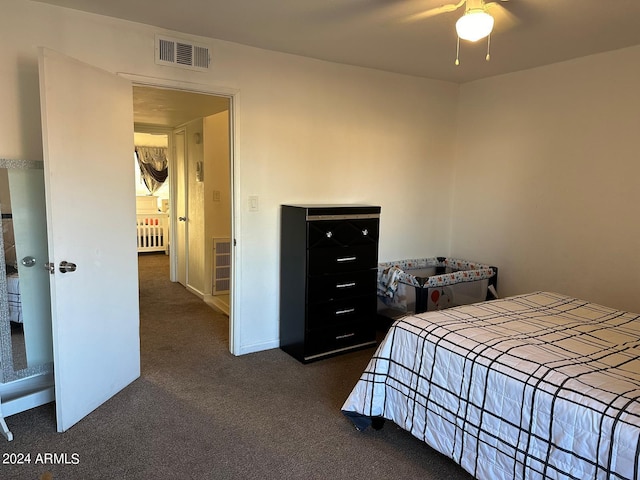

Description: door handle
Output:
[336,332,356,340]
[336,256,356,263]
[59,261,77,273]
[178,216,187,222]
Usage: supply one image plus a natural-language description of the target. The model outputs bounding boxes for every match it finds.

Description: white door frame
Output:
[123,74,240,356]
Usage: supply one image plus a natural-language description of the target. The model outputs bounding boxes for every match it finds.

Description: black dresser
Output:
[279,204,381,363]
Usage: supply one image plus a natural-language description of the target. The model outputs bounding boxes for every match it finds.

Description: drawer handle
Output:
[336,256,357,263]
[335,308,356,315]
[336,333,356,340]
[336,282,356,289]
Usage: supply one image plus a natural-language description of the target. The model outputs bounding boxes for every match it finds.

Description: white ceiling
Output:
[34,0,640,83]
[133,86,230,128]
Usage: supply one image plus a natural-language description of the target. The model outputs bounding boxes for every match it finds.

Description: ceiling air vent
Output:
[155,35,211,71]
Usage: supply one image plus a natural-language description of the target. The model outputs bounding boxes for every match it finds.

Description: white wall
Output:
[204,110,231,296]
[204,111,231,240]
[0,169,14,267]
[1,0,460,354]
[0,170,10,212]
[451,45,640,312]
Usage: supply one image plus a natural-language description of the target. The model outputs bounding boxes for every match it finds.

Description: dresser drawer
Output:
[307,218,379,248]
[308,244,377,274]
[305,322,376,358]
[307,295,376,329]
[307,270,376,303]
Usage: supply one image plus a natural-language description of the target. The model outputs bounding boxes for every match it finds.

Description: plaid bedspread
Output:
[342,292,640,480]
[7,273,22,323]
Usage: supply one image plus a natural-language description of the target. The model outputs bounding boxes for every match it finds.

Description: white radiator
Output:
[212,237,231,295]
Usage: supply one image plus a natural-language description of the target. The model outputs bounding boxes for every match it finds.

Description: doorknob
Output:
[178,216,187,222]
[59,261,77,273]
[21,256,37,267]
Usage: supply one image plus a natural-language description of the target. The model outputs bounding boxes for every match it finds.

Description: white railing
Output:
[136,213,168,253]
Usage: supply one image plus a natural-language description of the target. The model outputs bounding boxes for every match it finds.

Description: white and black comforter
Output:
[342,292,640,480]
[7,272,22,324]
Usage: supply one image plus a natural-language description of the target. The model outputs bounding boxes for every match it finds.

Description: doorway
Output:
[132,85,233,326]
[15,49,236,436]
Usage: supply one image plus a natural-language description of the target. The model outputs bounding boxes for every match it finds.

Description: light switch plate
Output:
[249,195,259,212]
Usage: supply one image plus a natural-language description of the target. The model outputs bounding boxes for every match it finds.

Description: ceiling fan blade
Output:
[402,0,466,23]
[485,2,520,31]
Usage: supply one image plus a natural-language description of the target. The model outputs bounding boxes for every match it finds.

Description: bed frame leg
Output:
[371,417,386,430]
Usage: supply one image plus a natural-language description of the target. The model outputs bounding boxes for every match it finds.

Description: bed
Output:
[135,196,168,254]
[6,272,22,324]
[342,291,640,480]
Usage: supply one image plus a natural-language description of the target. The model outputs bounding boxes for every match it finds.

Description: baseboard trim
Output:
[236,340,279,356]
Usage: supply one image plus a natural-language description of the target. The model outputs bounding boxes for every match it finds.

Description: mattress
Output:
[342,291,640,480]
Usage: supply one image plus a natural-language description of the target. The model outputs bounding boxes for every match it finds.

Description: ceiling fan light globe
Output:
[456,9,494,42]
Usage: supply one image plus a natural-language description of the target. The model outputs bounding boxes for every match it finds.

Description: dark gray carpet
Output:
[2,253,474,480]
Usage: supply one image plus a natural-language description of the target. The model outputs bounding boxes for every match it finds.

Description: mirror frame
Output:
[0,158,53,384]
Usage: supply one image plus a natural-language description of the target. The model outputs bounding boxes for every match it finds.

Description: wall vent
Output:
[155,35,211,71]
[212,238,231,295]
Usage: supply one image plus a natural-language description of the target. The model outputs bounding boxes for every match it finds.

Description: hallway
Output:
[137,252,230,372]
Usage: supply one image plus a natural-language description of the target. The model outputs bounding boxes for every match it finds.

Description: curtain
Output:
[135,146,168,195]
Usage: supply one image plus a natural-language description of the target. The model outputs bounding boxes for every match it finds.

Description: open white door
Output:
[38,48,140,432]
[173,129,188,286]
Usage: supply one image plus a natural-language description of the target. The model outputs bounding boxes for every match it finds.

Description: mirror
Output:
[0,160,53,384]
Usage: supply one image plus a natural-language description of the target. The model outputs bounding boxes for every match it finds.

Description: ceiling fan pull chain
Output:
[455,36,461,66]
[486,34,491,61]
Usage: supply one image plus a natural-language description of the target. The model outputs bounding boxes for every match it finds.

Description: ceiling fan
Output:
[405,0,514,32]
[403,0,517,65]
